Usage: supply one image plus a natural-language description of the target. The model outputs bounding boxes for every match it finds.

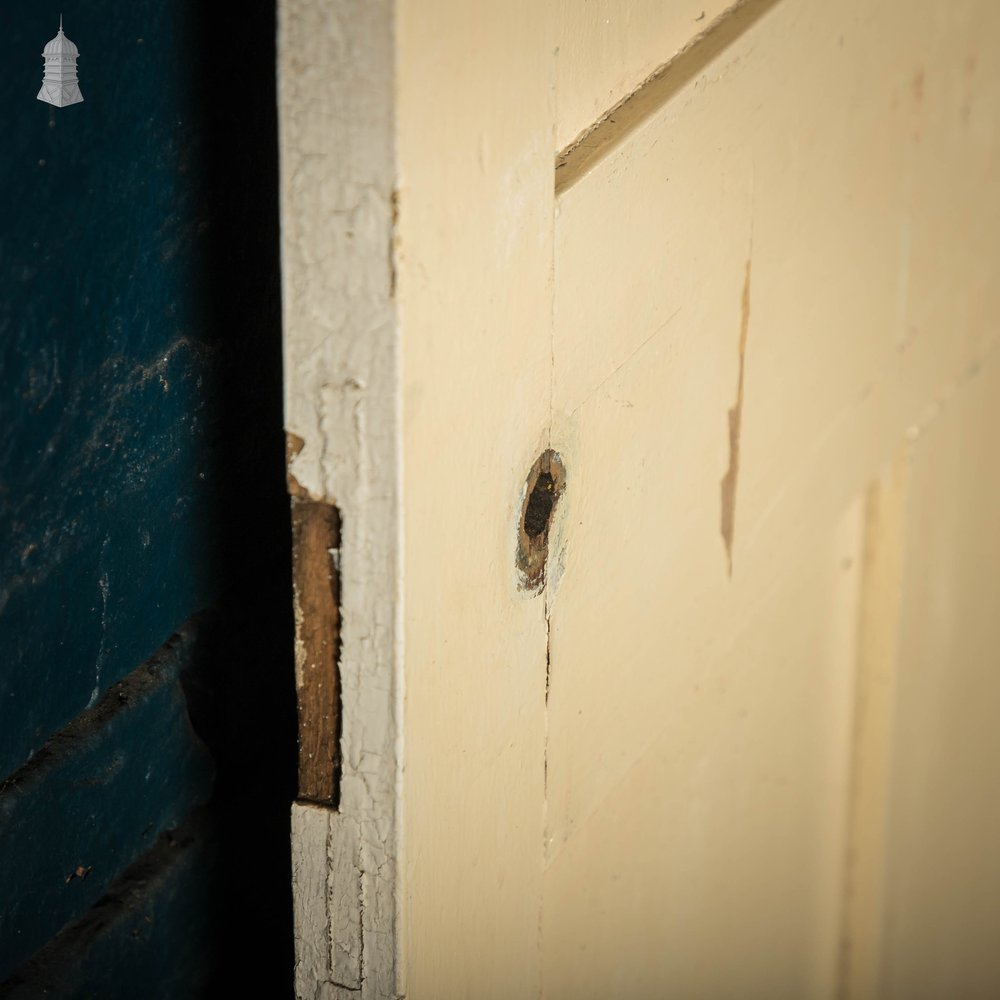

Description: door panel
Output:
[544,0,1000,995]
[878,357,1000,999]
[397,2,555,996]
[281,0,1000,996]
[543,517,859,998]
[545,0,1000,995]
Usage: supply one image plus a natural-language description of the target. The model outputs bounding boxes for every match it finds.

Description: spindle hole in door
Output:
[517,449,566,593]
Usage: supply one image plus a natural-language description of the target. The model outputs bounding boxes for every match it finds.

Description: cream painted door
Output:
[278,1,1000,998]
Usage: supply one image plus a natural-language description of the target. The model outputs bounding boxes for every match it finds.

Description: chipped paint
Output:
[279,1,403,996]
[720,258,751,576]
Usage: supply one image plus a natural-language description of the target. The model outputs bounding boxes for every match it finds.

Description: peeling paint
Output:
[286,430,312,499]
[720,259,751,576]
[280,1,403,996]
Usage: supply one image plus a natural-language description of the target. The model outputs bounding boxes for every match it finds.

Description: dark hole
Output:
[516,450,565,594]
[524,471,556,539]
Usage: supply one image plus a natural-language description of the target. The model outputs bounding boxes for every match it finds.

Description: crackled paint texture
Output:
[279,1,402,997]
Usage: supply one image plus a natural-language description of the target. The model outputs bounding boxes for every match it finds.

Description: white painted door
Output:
[278,1,1000,997]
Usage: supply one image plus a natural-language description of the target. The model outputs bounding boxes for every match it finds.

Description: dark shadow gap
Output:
[185,2,296,995]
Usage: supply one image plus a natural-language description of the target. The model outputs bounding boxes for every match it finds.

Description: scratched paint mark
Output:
[0,340,212,618]
[88,538,111,708]
[720,260,751,576]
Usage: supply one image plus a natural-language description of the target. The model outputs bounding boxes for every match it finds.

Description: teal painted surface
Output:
[0,624,214,978]
[0,4,226,777]
[0,1,296,994]
[1,814,218,1000]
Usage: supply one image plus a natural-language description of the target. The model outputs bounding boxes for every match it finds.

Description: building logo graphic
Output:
[37,16,84,108]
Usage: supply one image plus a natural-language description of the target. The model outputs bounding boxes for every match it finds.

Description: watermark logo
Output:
[37,15,84,108]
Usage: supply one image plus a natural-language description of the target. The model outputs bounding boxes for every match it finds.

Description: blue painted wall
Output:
[0,627,215,976]
[2,4,225,774]
[0,3,295,994]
